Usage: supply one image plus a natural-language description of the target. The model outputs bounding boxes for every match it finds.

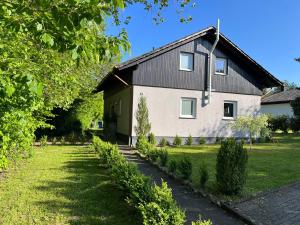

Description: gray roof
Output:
[261,89,300,104]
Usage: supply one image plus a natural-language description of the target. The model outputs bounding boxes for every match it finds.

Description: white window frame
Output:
[179,52,194,71]
[180,98,196,119]
[215,57,228,75]
[223,101,237,120]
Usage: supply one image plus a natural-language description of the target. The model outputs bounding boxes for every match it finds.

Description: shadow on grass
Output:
[34,148,139,225]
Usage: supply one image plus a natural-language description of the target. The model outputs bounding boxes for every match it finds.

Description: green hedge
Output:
[92,136,186,225]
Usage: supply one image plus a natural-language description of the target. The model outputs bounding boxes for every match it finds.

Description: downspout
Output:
[207,19,220,104]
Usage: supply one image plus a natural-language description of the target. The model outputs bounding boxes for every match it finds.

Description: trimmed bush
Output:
[186,135,193,146]
[199,137,206,145]
[158,148,168,167]
[199,162,209,188]
[148,132,157,146]
[91,136,187,225]
[173,135,182,147]
[160,138,167,147]
[216,138,248,195]
[136,135,154,155]
[177,157,192,180]
[192,219,213,225]
[168,160,177,173]
[290,117,300,133]
[148,148,159,162]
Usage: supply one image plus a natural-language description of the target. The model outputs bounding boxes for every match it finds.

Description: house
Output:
[97,26,282,145]
[261,89,300,117]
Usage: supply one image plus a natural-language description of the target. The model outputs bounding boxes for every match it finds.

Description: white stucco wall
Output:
[131,85,261,138]
[261,103,293,117]
[104,87,132,135]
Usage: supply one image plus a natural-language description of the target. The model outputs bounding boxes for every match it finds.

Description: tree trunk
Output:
[249,133,252,150]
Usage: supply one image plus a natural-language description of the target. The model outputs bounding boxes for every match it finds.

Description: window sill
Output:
[180,68,193,72]
[215,72,228,76]
[222,117,236,121]
[179,116,196,119]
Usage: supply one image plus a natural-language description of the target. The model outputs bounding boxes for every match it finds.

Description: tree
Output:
[282,80,299,90]
[134,96,151,137]
[232,114,270,150]
[296,58,300,63]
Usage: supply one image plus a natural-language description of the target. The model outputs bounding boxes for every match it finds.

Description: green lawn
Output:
[167,134,300,197]
[0,145,138,225]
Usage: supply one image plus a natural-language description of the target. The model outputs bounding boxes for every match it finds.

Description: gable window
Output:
[223,101,237,119]
[180,98,196,118]
[215,57,227,75]
[180,52,194,71]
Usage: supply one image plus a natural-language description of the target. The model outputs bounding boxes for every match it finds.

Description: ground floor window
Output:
[223,101,237,119]
[180,98,196,118]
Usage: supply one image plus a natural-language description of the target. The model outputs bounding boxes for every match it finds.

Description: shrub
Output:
[291,97,300,118]
[40,135,47,148]
[60,136,66,145]
[148,132,157,146]
[290,117,300,133]
[268,115,289,133]
[186,135,193,146]
[177,157,192,180]
[139,181,185,225]
[168,160,177,173]
[199,137,206,145]
[148,148,159,162]
[160,138,167,147]
[52,137,57,145]
[192,218,213,225]
[173,135,182,147]
[216,138,248,195]
[158,148,168,167]
[69,132,77,145]
[199,162,209,188]
[136,135,154,155]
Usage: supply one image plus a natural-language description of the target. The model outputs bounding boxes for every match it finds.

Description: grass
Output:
[167,133,300,198]
[0,145,139,225]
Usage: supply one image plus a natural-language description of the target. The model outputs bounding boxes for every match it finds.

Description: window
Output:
[180,98,196,118]
[180,52,194,71]
[223,101,237,119]
[118,99,122,115]
[215,58,227,74]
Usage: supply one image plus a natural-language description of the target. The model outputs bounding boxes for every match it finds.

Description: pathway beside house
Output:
[231,182,300,225]
[120,145,245,225]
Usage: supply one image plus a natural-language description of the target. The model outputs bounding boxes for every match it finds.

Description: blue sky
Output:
[107,0,300,84]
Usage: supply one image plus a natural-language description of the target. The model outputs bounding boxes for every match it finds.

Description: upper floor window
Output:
[215,57,227,75]
[223,101,237,119]
[180,52,194,71]
[180,98,196,118]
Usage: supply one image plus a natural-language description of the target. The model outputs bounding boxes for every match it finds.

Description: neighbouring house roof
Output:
[97,26,282,92]
[261,89,300,105]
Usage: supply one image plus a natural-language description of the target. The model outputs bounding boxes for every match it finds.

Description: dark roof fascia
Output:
[261,100,290,105]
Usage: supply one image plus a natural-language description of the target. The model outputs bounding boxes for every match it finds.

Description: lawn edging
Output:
[134,149,257,225]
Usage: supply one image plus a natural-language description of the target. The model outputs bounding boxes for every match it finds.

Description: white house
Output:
[261,89,300,117]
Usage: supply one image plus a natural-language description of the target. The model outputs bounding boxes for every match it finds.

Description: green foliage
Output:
[136,136,154,155]
[60,136,66,145]
[148,133,157,146]
[148,149,159,162]
[192,218,213,225]
[186,135,193,146]
[177,157,192,180]
[216,138,248,195]
[290,117,300,132]
[92,137,187,225]
[52,137,57,145]
[268,115,289,133]
[158,149,169,167]
[199,138,206,145]
[40,135,48,148]
[199,163,209,188]
[291,97,300,118]
[168,160,177,173]
[232,114,270,149]
[159,138,167,147]
[135,96,151,137]
[173,135,182,147]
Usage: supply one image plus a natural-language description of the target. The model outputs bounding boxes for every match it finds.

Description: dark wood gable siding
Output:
[132,37,262,95]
